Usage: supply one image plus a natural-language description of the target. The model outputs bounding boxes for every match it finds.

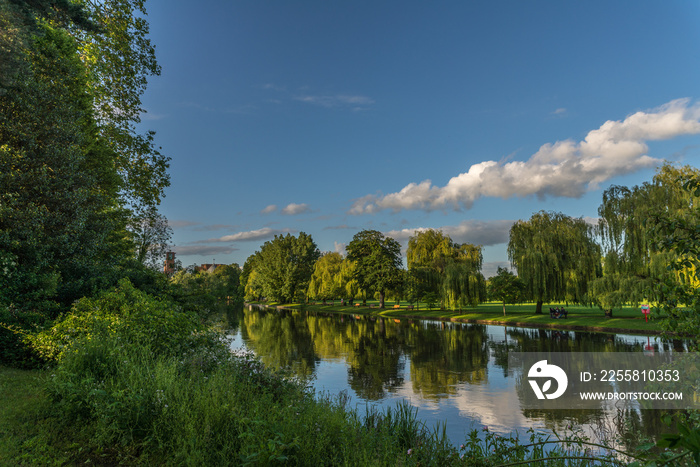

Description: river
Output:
[227,304,692,449]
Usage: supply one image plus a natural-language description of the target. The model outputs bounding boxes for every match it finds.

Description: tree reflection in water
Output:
[235,305,689,448]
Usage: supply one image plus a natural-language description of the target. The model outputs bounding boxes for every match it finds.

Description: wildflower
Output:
[407,449,413,456]
[482,426,489,431]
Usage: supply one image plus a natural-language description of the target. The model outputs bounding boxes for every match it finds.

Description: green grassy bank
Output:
[255,301,664,334]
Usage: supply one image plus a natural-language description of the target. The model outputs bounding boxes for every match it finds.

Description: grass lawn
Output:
[253,300,665,334]
[0,365,58,465]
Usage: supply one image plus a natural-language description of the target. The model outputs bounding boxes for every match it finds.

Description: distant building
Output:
[164,251,176,275]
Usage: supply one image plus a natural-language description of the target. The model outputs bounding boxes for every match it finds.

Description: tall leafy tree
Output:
[0,23,128,311]
[406,229,485,309]
[508,211,600,314]
[1,0,167,365]
[487,267,526,316]
[591,164,700,314]
[345,230,404,308]
[647,172,700,349]
[307,252,344,303]
[129,205,173,270]
[75,0,169,210]
[254,233,320,303]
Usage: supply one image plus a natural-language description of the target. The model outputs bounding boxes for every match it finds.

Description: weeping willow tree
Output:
[508,211,600,314]
[591,163,700,314]
[407,229,485,309]
[307,252,344,303]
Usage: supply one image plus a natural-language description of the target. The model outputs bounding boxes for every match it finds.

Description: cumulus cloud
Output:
[203,227,294,243]
[350,99,700,214]
[385,220,514,247]
[261,204,277,214]
[281,203,311,215]
[173,245,238,256]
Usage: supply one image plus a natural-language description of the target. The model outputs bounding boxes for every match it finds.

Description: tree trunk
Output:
[379,291,385,308]
[535,300,543,314]
[502,302,506,316]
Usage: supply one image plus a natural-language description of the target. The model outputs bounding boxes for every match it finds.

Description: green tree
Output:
[307,252,344,303]
[345,230,404,309]
[254,233,320,303]
[74,0,170,210]
[590,164,700,314]
[487,267,526,316]
[0,1,167,366]
[0,23,127,312]
[508,211,600,314]
[338,257,362,304]
[644,168,700,349]
[406,229,485,309]
[129,205,173,270]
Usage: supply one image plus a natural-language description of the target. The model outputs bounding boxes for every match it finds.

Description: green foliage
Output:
[590,164,700,314]
[508,211,600,313]
[129,204,173,269]
[307,252,344,301]
[642,166,700,349]
[487,267,526,315]
[75,0,170,210]
[170,265,244,319]
[0,23,126,312]
[346,230,404,308]
[650,415,700,467]
[1,0,169,345]
[407,229,485,309]
[459,425,635,466]
[40,331,460,465]
[250,232,320,303]
[30,279,199,362]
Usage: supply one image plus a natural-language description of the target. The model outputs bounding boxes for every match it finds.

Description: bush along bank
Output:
[6,280,698,465]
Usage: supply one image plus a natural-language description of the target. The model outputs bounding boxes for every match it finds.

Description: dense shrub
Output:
[30,278,200,362]
[0,306,46,368]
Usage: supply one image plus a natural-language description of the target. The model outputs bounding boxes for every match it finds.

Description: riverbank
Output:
[248,301,665,335]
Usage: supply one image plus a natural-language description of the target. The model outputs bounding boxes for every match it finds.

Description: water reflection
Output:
[230,305,690,447]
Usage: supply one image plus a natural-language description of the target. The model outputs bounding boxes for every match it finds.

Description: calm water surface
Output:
[228,305,688,447]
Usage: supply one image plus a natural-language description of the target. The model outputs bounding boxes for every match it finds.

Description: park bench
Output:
[393,304,401,309]
[406,305,414,310]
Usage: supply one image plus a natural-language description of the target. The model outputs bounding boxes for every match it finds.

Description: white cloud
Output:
[261,204,277,214]
[350,99,700,214]
[385,220,514,247]
[205,227,293,243]
[334,242,347,255]
[281,203,311,215]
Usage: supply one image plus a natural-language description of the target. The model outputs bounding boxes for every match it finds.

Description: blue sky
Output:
[138,1,700,276]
